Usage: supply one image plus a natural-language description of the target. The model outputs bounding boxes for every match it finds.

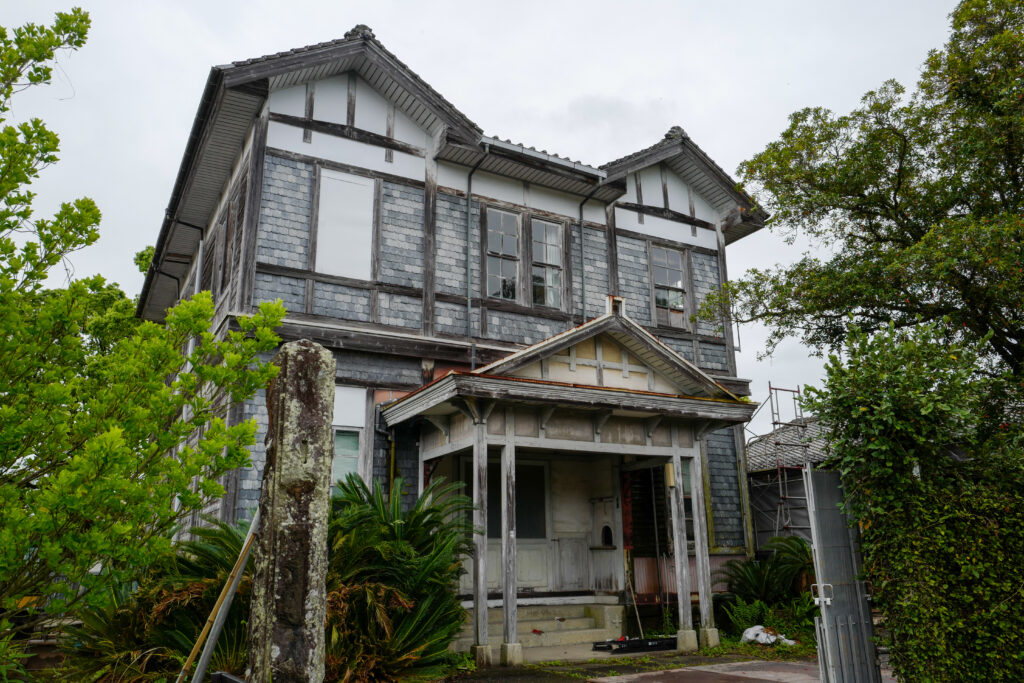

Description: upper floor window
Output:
[531,219,562,308]
[486,208,519,300]
[316,169,375,280]
[651,245,687,328]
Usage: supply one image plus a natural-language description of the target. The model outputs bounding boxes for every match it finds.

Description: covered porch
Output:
[381,301,756,666]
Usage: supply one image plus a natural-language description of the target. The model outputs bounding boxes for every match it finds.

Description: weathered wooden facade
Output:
[137,25,765,662]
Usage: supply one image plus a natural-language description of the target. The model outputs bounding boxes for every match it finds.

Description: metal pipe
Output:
[466,144,490,341]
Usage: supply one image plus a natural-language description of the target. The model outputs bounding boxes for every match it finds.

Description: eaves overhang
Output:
[381,372,756,429]
[602,128,768,245]
[437,139,626,204]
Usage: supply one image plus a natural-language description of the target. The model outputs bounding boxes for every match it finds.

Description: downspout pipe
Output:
[466,144,489,366]
[577,186,600,320]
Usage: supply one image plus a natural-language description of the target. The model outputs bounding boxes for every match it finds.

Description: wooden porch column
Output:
[670,425,697,652]
[690,438,719,648]
[471,403,492,666]
[500,409,522,665]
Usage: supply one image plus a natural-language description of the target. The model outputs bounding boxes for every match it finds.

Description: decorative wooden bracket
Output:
[593,409,613,437]
[424,415,451,442]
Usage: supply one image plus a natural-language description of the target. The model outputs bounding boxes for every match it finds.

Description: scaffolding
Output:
[746,383,818,549]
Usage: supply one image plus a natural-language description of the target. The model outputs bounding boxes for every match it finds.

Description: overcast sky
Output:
[6,0,960,436]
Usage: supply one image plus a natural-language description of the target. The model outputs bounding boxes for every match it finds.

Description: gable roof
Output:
[475,297,739,401]
[746,417,828,472]
[602,126,767,245]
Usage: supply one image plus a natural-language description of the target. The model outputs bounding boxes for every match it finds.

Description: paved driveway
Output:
[591,661,821,682]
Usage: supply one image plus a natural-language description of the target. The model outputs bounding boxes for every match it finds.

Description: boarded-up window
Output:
[479,462,546,539]
[316,169,375,279]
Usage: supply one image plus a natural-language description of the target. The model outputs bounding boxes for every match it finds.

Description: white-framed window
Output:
[315,169,376,280]
[531,218,562,308]
[331,385,365,488]
[650,245,687,328]
[486,207,519,300]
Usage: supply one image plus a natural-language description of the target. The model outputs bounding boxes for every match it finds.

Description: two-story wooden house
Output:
[137,25,763,664]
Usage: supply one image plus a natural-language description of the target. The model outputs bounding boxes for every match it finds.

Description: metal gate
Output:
[804,466,881,683]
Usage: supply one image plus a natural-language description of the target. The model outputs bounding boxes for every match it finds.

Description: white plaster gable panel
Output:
[614,207,718,250]
[312,75,348,124]
[637,166,665,209]
[267,120,425,181]
[436,160,468,193]
[354,76,388,135]
[527,184,578,219]
[474,170,526,205]
[269,84,306,116]
[393,106,428,147]
[664,170,717,225]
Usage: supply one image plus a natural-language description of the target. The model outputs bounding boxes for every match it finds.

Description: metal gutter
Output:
[482,137,606,179]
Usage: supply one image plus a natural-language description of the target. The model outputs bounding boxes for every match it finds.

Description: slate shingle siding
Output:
[434,301,478,337]
[691,252,722,337]
[335,351,422,388]
[707,427,744,548]
[699,342,729,372]
[486,310,567,346]
[377,292,422,329]
[312,281,371,321]
[571,226,609,319]
[661,337,696,363]
[254,272,305,311]
[616,236,652,325]
[379,182,425,288]
[435,193,480,296]
[236,389,269,523]
[256,155,312,269]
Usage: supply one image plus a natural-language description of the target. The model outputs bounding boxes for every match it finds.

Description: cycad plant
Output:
[325,474,474,682]
[61,519,252,681]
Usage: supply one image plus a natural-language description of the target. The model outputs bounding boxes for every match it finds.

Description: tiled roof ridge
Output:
[226,24,482,134]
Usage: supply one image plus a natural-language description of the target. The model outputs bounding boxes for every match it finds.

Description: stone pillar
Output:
[247,340,335,683]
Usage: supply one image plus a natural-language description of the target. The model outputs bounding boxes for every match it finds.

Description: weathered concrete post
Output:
[246,340,335,683]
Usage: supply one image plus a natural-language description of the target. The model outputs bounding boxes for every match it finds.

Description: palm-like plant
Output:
[61,519,252,681]
[325,473,473,682]
[764,535,815,594]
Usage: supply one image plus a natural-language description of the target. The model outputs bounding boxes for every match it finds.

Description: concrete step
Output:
[475,604,588,623]
[461,615,596,637]
[453,626,618,651]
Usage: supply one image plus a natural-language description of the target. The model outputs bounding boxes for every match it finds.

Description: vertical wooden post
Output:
[471,404,492,667]
[246,340,334,683]
[690,437,719,648]
[670,425,697,652]
[500,409,522,665]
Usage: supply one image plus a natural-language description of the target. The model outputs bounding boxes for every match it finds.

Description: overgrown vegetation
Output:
[697,0,1024,679]
[715,537,817,645]
[0,7,285,644]
[60,475,474,682]
[805,324,1024,680]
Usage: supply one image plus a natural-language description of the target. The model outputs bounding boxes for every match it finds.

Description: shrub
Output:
[714,555,791,605]
[722,597,770,634]
[61,474,474,681]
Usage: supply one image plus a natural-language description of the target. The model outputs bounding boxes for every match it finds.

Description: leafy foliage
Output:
[60,519,253,681]
[325,474,474,682]
[701,0,1024,373]
[61,476,475,681]
[805,323,1024,680]
[764,536,815,594]
[0,8,285,639]
[722,597,770,634]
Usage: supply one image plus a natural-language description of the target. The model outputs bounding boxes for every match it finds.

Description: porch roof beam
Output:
[382,374,756,427]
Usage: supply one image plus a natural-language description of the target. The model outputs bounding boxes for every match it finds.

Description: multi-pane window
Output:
[486,208,519,300]
[651,246,687,327]
[531,219,562,307]
[331,429,360,489]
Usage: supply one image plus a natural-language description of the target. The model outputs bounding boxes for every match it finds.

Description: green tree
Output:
[0,8,285,639]
[804,325,1024,680]
[706,0,1024,374]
